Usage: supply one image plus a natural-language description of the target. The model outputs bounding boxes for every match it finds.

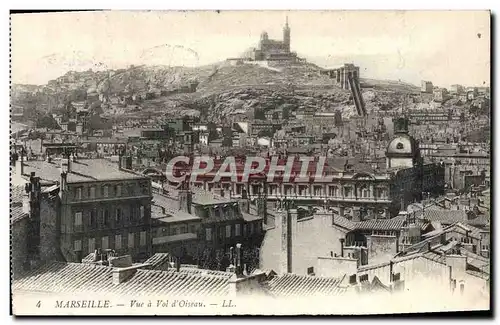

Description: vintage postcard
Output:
[10,10,491,316]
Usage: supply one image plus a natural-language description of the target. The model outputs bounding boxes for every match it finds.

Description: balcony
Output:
[248,193,391,204]
[152,233,198,246]
[345,241,367,248]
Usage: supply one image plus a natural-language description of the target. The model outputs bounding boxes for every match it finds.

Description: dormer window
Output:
[396,142,404,150]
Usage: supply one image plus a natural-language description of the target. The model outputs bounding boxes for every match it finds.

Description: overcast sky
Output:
[11,10,490,88]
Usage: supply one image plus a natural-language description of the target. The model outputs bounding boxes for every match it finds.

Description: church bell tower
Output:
[283,16,291,52]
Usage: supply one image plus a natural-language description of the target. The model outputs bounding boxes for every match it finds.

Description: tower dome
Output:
[385,117,420,169]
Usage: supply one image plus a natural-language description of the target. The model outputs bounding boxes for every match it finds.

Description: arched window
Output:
[396,142,404,150]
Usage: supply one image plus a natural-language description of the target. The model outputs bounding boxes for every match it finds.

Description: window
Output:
[74,212,83,226]
[128,233,135,248]
[396,142,404,150]
[116,185,122,197]
[90,209,96,228]
[74,240,82,251]
[103,185,109,198]
[140,206,145,219]
[235,224,241,236]
[249,223,254,234]
[115,235,122,250]
[205,228,213,241]
[89,186,96,199]
[102,236,109,250]
[75,188,82,200]
[344,187,351,197]
[140,231,146,246]
[88,238,95,252]
[359,274,369,282]
[189,225,197,234]
[180,225,188,234]
[225,225,231,238]
[116,208,122,224]
[307,267,315,275]
[104,209,110,226]
[130,205,136,221]
[243,224,247,236]
[329,186,338,197]
[349,274,357,284]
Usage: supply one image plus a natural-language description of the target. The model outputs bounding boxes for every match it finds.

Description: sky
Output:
[11,10,490,88]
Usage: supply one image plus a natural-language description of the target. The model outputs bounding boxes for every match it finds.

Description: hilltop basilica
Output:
[248,17,305,63]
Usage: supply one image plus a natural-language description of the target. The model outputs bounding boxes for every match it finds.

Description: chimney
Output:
[178,185,192,214]
[389,261,394,282]
[15,149,24,176]
[339,238,345,257]
[235,243,244,277]
[112,263,149,285]
[226,247,236,273]
[93,249,101,262]
[339,206,345,217]
[175,257,181,272]
[213,183,224,197]
[280,209,297,274]
[109,255,133,268]
[60,171,67,192]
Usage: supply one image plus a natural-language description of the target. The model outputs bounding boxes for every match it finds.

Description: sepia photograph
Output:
[9,10,491,316]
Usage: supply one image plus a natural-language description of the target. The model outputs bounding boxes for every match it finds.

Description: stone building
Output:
[421,80,434,93]
[249,17,302,63]
[150,183,264,270]
[168,117,445,219]
[11,149,154,263]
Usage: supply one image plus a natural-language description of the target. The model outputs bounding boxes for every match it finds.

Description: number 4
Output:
[36,301,41,308]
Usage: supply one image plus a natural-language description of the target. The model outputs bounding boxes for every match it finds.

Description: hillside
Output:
[11,61,416,123]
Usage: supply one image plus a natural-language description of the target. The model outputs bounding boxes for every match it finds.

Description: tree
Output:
[35,113,60,130]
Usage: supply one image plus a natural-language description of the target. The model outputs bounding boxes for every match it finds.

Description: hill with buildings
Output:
[12,60,418,124]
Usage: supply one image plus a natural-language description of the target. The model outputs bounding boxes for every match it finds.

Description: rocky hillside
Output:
[12,61,417,123]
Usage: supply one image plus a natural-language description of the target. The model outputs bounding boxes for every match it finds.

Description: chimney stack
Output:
[280,209,297,274]
[175,257,181,272]
[235,243,244,276]
[339,238,345,257]
[112,263,149,285]
[15,148,25,176]
[178,181,192,214]
[226,247,236,273]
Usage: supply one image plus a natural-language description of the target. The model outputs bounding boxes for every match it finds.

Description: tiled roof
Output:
[19,159,147,183]
[242,212,263,222]
[460,248,489,274]
[267,274,347,297]
[467,214,490,227]
[331,214,356,231]
[13,262,230,297]
[353,217,406,231]
[144,253,171,270]
[418,210,468,224]
[151,195,201,224]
